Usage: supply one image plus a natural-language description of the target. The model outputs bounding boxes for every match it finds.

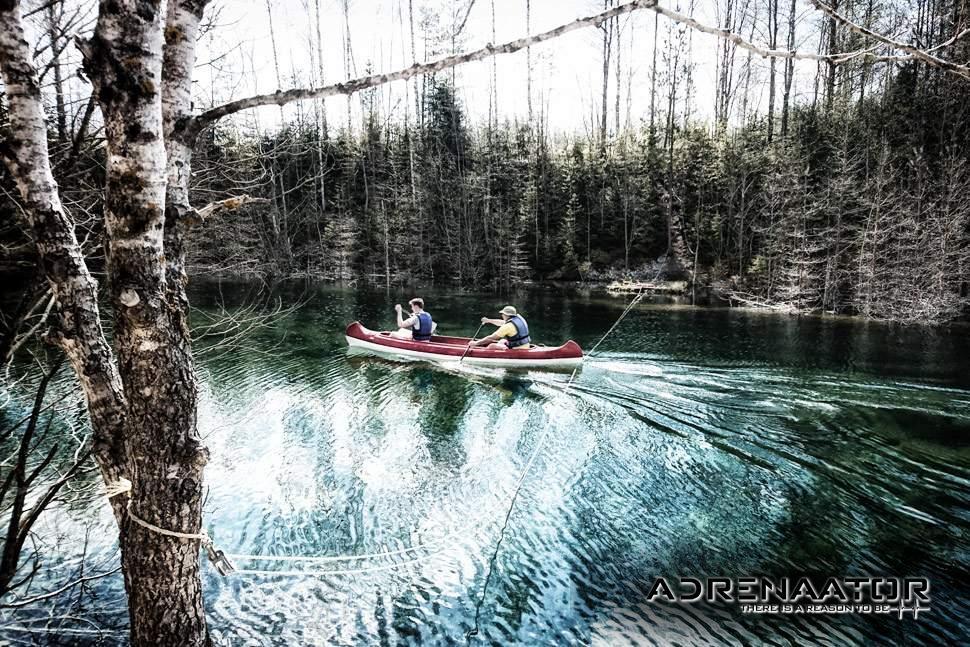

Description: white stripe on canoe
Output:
[345,335,584,368]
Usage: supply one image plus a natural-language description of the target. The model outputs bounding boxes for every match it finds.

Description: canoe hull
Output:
[344,322,584,369]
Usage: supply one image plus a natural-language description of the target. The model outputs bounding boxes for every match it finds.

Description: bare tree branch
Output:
[1,566,121,608]
[926,27,970,54]
[184,194,270,227]
[188,0,663,136]
[650,2,920,66]
[453,0,478,37]
[3,293,55,372]
[810,0,970,79]
[186,0,970,140]
[0,358,89,597]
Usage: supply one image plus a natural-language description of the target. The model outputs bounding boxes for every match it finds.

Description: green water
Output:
[1,282,969,645]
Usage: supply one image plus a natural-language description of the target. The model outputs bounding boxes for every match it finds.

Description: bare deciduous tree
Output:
[2,0,967,643]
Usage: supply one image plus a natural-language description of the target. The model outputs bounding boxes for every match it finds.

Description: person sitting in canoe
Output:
[468,305,532,350]
[392,298,436,341]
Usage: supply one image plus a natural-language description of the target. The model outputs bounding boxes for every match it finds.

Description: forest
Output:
[1,0,970,645]
[4,0,966,324]
[189,73,970,325]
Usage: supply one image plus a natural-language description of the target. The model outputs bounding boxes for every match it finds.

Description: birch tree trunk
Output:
[599,0,612,155]
[405,0,425,275]
[650,11,658,134]
[857,0,874,112]
[1,0,210,644]
[526,0,533,125]
[79,1,210,643]
[767,0,779,142]
[715,0,736,132]
[740,3,757,123]
[825,0,839,112]
[342,0,354,132]
[164,0,210,307]
[0,0,129,522]
[45,2,68,145]
[614,15,622,144]
[664,24,680,262]
[313,0,328,214]
[780,0,796,137]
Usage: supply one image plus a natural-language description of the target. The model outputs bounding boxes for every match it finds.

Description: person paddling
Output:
[392,298,436,341]
[468,305,531,350]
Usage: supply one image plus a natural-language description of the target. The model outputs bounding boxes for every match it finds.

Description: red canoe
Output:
[345,322,584,369]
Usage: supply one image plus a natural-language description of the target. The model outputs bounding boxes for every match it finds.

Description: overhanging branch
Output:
[810,0,970,79]
[184,194,269,227]
[650,2,911,65]
[187,0,662,137]
[177,0,970,140]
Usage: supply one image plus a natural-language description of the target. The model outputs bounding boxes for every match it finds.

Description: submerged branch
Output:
[0,566,121,609]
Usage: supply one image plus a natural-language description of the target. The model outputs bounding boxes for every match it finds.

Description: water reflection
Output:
[1,281,968,645]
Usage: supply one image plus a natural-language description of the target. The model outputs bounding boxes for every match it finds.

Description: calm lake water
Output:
[2,281,969,645]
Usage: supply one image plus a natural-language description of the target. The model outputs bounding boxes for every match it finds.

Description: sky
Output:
[191,0,830,137]
[11,0,837,138]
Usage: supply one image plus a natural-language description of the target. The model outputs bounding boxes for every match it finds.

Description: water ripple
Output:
[3,285,969,645]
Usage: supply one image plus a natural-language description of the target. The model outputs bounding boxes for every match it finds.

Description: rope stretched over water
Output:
[587,289,650,357]
[228,287,651,580]
[466,286,648,639]
[101,286,651,582]
[105,478,236,576]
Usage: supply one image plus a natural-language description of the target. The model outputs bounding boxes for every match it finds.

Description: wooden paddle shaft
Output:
[459,322,487,364]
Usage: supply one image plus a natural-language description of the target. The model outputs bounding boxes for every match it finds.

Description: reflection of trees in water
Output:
[463,403,611,641]
[767,404,965,576]
[404,367,542,467]
[538,373,966,643]
[372,588,392,647]
[381,369,547,641]
[389,591,421,640]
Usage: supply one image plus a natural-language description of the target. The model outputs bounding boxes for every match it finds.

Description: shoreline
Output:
[181,271,970,329]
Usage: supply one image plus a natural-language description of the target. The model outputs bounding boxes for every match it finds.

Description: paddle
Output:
[459,321,486,364]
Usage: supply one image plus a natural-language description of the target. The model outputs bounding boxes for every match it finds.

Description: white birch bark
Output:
[0,0,130,520]
[78,0,210,643]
